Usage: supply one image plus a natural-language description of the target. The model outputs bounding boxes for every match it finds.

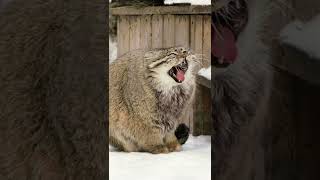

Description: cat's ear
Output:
[148,60,160,69]
[145,50,167,69]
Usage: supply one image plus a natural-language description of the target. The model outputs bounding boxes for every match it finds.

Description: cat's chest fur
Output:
[153,85,193,132]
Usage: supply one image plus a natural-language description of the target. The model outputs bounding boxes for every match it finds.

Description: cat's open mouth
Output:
[168,59,188,83]
[212,0,248,68]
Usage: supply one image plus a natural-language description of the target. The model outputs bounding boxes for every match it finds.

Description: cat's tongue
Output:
[212,25,238,63]
[176,69,185,82]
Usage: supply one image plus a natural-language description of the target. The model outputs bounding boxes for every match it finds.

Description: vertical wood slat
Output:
[174,15,190,48]
[140,15,152,50]
[190,15,204,134]
[163,15,175,48]
[189,107,194,134]
[152,15,163,48]
[201,16,211,134]
[190,16,196,51]
[117,16,130,56]
[202,15,211,67]
[129,16,141,51]
[191,15,203,54]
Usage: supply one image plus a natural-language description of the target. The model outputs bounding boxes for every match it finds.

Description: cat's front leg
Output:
[164,132,182,152]
[139,130,169,154]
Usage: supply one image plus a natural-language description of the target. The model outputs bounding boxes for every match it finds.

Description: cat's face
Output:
[212,0,249,67]
[145,47,198,91]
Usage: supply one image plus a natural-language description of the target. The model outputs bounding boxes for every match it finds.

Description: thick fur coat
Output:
[109,47,200,153]
[212,0,274,179]
[0,0,108,179]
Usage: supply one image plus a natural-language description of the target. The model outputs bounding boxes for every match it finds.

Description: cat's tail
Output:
[175,123,190,145]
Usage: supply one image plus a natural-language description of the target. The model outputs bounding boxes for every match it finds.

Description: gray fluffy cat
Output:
[212,0,274,179]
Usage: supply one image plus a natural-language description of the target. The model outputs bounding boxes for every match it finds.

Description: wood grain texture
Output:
[117,16,130,56]
[129,16,141,51]
[174,15,190,48]
[191,15,203,54]
[202,15,211,66]
[140,15,152,50]
[151,15,163,48]
[163,15,175,48]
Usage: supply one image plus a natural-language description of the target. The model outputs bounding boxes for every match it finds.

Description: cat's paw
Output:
[166,141,182,152]
[150,146,169,154]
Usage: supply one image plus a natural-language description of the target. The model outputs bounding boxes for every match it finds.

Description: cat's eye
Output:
[168,52,178,56]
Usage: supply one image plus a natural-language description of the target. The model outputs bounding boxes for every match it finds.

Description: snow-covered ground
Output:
[280,14,320,59]
[109,136,211,180]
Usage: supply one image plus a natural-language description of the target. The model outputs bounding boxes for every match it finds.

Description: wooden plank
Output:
[163,15,175,48]
[193,84,202,135]
[196,75,210,88]
[193,76,211,135]
[193,84,209,135]
[191,15,203,54]
[129,16,141,51]
[192,35,211,136]
[117,16,130,56]
[140,15,152,50]
[190,16,196,52]
[151,15,163,49]
[201,84,212,135]
[111,5,211,16]
[174,15,190,48]
[189,108,194,134]
[202,15,211,67]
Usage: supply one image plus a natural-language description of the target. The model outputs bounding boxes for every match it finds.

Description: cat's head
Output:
[212,0,271,68]
[212,0,249,67]
[145,47,200,91]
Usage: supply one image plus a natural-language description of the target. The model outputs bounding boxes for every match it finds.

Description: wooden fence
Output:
[111,5,211,135]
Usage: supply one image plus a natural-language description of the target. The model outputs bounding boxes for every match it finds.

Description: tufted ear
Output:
[145,50,168,69]
[147,58,166,69]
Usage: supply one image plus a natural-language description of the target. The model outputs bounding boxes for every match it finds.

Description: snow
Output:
[109,135,211,180]
[198,66,211,80]
[165,0,210,5]
[109,36,117,63]
[279,14,320,59]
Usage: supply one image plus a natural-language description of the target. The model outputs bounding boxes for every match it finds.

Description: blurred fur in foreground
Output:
[0,0,107,179]
[212,0,274,179]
